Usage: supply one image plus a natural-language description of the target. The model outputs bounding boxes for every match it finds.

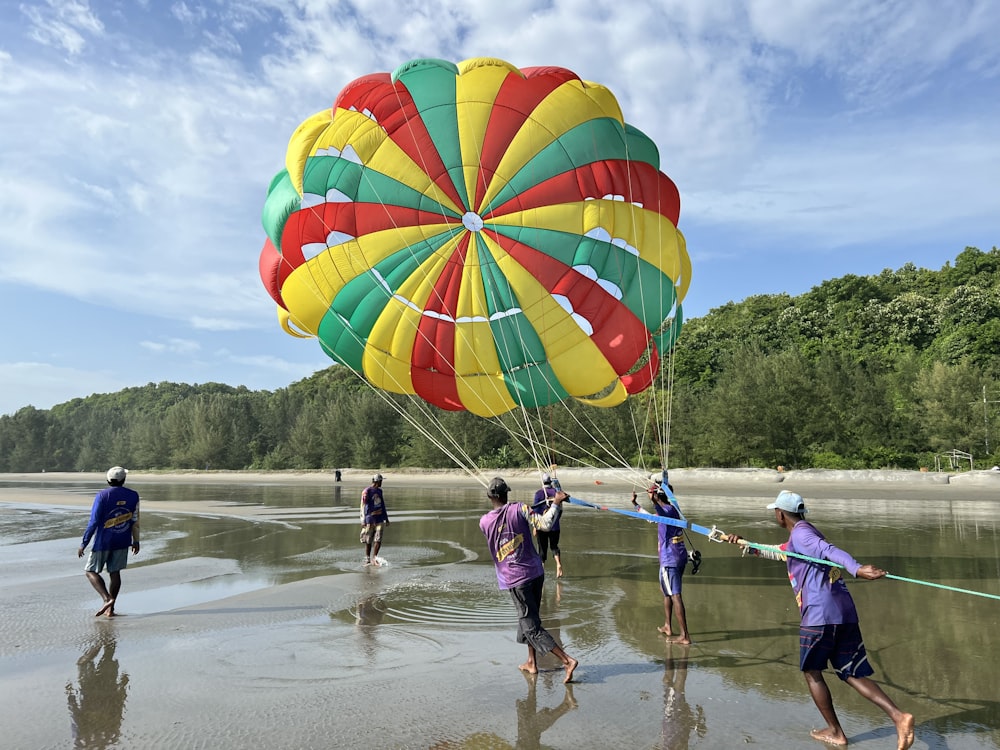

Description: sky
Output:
[1,0,998,417]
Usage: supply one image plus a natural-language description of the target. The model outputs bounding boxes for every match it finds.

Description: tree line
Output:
[1,246,998,473]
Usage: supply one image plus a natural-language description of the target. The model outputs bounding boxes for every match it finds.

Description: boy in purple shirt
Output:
[726,491,914,750]
[360,474,389,565]
[480,477,578,683]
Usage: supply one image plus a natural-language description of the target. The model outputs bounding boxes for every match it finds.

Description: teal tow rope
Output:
[740,540,1000,602]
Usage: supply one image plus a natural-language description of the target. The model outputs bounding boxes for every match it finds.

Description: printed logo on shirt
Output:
[496,533,524,562]
[103,510,133,529]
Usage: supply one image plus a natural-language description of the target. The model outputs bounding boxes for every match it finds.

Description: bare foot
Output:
[518,662,538,675]
[667,635,692,645]
[656,625,673,636]
[95,599,115,617]
[895,713,915,750]
[563,657,578,683]
[810,728,848,746]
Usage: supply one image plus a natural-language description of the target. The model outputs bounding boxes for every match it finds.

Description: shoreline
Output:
[3,465,999,488]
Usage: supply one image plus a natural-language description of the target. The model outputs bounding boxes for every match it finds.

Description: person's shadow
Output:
[659,642,706,750]
[65,627,129,750]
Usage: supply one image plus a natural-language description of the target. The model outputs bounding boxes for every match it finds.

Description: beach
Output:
[1,469,998,749]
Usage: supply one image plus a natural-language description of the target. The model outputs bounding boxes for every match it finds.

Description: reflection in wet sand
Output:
[659,642,705,750]
[428,671,577,750]
[66,627,129,750]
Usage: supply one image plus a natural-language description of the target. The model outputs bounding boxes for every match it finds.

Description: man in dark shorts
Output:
[480,477,578,683]
[725,491,914,749]
[531,474,564,578]
[78,466,141,617]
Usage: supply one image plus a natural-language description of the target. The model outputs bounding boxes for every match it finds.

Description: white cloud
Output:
[0,0,997,414]
[139,338,201,354]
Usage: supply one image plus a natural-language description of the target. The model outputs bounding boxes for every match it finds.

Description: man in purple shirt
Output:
[726,491,914,750]
[633,485,690,644]
[78,466,141,617]
[531,474,564,578]
[480,477,578,683]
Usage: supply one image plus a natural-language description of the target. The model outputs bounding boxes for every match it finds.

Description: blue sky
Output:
[1,0,998,417]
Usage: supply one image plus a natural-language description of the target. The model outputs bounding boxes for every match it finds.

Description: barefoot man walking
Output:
[725,491,914,749]
[78,467,140,617]
[480,477,578,683]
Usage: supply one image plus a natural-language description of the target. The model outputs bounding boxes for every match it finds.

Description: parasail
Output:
[259,57,690,418]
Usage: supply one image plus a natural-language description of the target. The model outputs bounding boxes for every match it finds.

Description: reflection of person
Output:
[724,491,915,750]
[514,671,577,747]
[66,630,129,749]
[632,485,690,644]
[531,474,564,578]
[360,473,389,565]
[660,643,706,750]
[480,477,578,683]
[78,467,140,617]
[427,673,576,750]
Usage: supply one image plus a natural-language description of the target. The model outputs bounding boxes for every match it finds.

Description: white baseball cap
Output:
[106,466,128,482]
[767,490,807,514]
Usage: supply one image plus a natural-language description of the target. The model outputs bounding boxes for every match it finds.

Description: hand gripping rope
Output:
[565,495,1000,601]
[734,538,1000,601]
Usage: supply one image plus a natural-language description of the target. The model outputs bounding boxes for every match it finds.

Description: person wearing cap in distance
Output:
[531,474,564,578]
[632,484,690,644]
[480,477,579,683]
[78,466,141,617]
[360,473,389,565]
[724,491,914,750]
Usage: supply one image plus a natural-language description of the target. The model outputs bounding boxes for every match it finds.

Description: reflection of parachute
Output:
[260,57,690,418]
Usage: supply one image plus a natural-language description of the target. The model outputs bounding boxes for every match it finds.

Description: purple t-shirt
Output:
[360,486,388,525]
[654,500,688,568]
[783,521,861,626]
[480,502,558,590]
[81,486,140,552]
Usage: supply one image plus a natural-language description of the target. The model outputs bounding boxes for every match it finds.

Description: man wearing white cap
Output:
[78,467,140,617]
[726,491,914,749]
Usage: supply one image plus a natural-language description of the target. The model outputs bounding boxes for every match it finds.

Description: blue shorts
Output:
[799,622,874,680]
[659,565,683,596]
[85,547,129,574]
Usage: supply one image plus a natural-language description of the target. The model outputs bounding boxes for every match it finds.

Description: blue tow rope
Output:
[565,496,720,539]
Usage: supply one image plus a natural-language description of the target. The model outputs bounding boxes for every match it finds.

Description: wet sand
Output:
[2,469,998,749]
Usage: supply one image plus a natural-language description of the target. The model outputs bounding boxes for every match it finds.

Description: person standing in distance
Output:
[632,485,690,644]
[531,474,564,578]
[724,491,914,750]
[360,473,389,565]
[78,466,140,617]
[480,477,578,683]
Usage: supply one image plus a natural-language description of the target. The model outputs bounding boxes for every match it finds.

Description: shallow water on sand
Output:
[1,478,998,749]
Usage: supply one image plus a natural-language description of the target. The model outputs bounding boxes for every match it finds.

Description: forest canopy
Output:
[2,246,998,473]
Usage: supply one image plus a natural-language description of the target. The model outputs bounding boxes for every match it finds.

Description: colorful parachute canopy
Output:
[259,57,691,417]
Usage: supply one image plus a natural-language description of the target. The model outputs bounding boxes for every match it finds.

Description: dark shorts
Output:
[659,565,684,596]
[508,576,558,655]
[799,622,874,680]
[536,529,560,561]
